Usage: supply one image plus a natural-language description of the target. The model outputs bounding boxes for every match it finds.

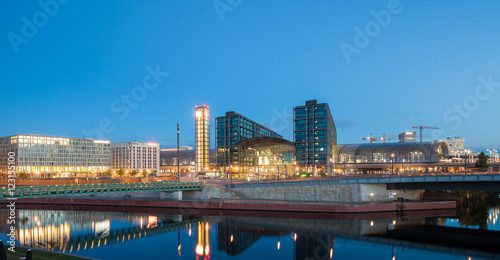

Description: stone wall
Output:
[230,183,424,203]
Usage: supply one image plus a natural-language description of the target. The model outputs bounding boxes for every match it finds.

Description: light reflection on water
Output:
[0,207,499,260]
[438,207,499,231]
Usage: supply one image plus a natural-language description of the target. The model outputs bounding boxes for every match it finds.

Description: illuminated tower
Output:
[195,104,210,172]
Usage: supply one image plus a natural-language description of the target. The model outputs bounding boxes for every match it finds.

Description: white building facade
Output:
[111,141,160,172]
[0,134,110,177]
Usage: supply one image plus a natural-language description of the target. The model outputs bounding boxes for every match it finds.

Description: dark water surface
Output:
[1,205,498,260]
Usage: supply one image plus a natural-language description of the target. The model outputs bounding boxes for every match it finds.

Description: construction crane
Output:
[412,126,440,142]
[361,133,397,143]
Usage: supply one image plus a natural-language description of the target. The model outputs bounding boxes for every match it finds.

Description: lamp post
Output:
[467,150,472,174]
[277,162,280,181]
[177,123,180,182]
[401,156,404,174]
[464,150,468,174]
[391,154,394,175]
[329,158,333,178]
[293,161,296,178]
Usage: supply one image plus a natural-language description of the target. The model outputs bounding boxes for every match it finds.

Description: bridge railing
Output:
[224,173,500,189]
[0,182,202,199]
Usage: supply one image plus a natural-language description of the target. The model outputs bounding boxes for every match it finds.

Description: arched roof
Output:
[335,141,448,163]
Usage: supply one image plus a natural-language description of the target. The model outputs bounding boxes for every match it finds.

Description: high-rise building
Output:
[0,134,110,177]
[293,100,337,175]
[438,137,465,157]
[111,141,160,173]
[215,111,282,170]
[398,131,417,143]
[195,104,210,172]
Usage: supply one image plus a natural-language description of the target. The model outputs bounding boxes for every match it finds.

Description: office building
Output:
[111,141,160,173]
[293,100,337,175]
[195,104,210,172]
[215,111,282,172]
[0,134,110,177]
[398,131,417,143]
[438,137,465,157]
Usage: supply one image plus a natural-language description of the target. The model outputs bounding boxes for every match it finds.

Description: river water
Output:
[0,205,498,260]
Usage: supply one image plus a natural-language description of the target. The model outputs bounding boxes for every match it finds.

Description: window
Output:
[314,130,326,141]
[314,105,326,117]
[295,108,306,119]
[295,131,307,142]
[315,118,326,129]
[231,127,239,136]
[295,143,306,153]
[216,128,225,137]
[295,120,306,131]
[231,117,239,126]
[314,142,326,152]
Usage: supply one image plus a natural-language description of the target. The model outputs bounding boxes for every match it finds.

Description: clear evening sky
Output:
[1,0,499,151]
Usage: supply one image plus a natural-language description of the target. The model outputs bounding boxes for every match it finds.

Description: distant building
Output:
[294,100,337,175]
[215,111,282,172]
[195,104,210,172]
[0,134,110,177]
[438,137,465,157]
[334,141,449,174]
[111,141,159,173]
[160,147,215,173]
[398,131,417,143]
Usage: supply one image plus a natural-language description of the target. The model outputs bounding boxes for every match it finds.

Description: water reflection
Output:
[0,207,499,259]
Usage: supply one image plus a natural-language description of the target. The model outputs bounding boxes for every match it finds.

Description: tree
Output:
[117,169,124,177]
[475,152,489,169]
[103,169,112,177]
[130,170,138,177]
[18,172,29,179]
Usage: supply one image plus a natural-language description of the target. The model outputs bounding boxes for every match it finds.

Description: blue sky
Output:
[1,0,499,151]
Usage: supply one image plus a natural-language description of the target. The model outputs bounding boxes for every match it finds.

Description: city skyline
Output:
[2,1,500,151]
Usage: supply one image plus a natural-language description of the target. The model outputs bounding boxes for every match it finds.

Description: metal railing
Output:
[0,182,202,199]
[224,173,500,189]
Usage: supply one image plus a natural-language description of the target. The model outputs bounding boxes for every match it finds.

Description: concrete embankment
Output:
[1,183,457,213]
[4,195,456,213]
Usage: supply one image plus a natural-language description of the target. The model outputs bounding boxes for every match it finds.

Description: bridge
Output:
[223,174,500,203]
[0,182,202,199]
[226,173,500,191]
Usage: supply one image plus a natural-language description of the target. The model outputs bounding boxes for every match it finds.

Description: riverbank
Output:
[4,246,92,260]
[2,196,456,213]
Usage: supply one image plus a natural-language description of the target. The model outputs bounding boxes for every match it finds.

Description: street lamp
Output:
[391,154,394,175]
[277,162,280,181]
[464,149,470,174]
[467,150,472,174]
[401,156,404,174]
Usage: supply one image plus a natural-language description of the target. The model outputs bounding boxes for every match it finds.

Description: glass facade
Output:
[293,100,337,175]
[215,111,282,169]
[0,134,110,177]
[335,141,449,164]
[235,136,294,178]
[195,104,210,172]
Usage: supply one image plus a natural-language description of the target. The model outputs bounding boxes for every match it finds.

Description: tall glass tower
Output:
[293,100,337,175]
[195,104,210,172]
